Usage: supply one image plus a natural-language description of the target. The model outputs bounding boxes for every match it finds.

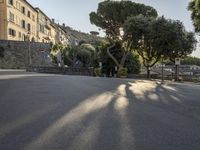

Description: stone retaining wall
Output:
[0,40,52,69]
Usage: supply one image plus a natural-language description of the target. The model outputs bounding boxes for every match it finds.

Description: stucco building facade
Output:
[0,0,69,45]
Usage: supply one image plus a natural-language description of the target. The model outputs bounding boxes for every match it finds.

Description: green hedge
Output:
[117,67,128,77]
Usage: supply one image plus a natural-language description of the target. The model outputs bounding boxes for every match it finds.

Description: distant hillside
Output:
[58,25,104,46]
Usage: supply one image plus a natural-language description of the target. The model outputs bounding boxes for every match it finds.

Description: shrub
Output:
[0,46,5,58]
[94,68,101,76]
[125,53,141,74]
[117,67,128,77]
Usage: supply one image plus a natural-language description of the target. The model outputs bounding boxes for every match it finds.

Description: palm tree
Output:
[188,0,200,32]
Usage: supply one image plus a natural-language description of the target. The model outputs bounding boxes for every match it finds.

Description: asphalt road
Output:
[0,70,200,150]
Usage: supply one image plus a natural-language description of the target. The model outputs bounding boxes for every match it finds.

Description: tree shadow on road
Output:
[1,74,200,150]
[125,81,200,150]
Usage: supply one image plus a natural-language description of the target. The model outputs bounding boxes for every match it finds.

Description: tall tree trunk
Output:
[147,66,151,79]
[107,44,120,68]
[119,52,129,69]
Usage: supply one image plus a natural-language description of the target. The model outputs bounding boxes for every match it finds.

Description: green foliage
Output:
[94,68,101,76]
[49,43,67,66]
[124,15,196,66]
[165,21,197,62]
[49,43,97,67]
[123,14,196,78]
[90,0,158,69]
[124,16,170,67]
[77,49,91,66]
[90,0,157,39]
[125,53,141,74]
[117,67,128,77]
[188,0,200,32]
[0,46,5,58]
[64,43,98,67]
[181,56,200,66]
[97,41,117,75]
[49,54,58,65]
[50,43,64,53]
[80,44,96,51]
[97,41,141,76]
[64,45,79,66]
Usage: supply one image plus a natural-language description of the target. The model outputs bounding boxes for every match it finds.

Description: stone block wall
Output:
[0,40,53,69]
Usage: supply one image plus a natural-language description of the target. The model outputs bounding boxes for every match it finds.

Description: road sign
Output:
[175,58,181,65]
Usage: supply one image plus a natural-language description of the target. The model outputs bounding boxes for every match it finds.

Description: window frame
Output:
[9,28,16,36]
[9,12,15,23]
[8,0,13,5]
[27,10,31,18]
[21,20,26,29]
[21,6,25,15]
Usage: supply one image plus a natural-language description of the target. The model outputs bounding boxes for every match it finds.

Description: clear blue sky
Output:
[28,0,200,57]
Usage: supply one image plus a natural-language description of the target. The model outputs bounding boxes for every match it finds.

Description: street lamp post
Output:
[72,40,78,67]
[27,31,31,67]
[99,62,102,76]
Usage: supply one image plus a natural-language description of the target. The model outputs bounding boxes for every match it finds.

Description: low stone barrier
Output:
[27,66,95,76]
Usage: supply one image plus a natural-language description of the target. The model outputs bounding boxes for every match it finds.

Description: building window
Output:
[8,0,13,5]
[21,6,25,15]
[9,28,16,36]
[16,1,20,10]
[32,25,35,35]
[27,11,31,18]
[32,14,35,22]
[22,34,26,41]
[9,12,14,22]
[21,20,25,29]
[18,32,21,38]
[27,23,31,31]
[40,24,45,33]
[16,15,21,26]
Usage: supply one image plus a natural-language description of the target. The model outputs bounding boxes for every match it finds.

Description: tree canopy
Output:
[188,0,200,32]
[124,15,196,77]
[90,0,157,39]
[89,0,197,78]
[90,0,158,69]
[181,56,200,66]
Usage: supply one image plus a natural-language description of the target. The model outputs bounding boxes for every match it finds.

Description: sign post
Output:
[99,62,102,76]
[175,58,181,81]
